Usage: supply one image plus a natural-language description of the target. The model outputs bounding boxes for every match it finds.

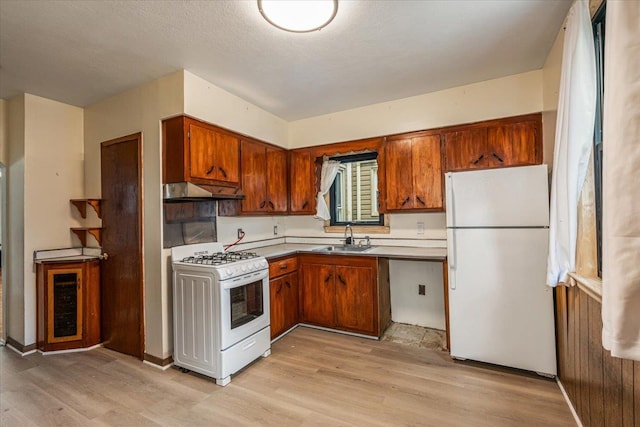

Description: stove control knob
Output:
[226,269,232,277]
[241,265,247,272]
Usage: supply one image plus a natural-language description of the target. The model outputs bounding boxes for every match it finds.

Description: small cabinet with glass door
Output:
[36,260,101,351]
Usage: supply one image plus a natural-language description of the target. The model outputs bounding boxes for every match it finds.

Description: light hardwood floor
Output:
[0,327,575,426]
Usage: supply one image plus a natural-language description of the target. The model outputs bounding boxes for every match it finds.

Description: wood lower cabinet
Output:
[384,133,443,212]
[268,256,299,339]
[298,254,390,337]
[444,113,542,171]
[36,260,101,351]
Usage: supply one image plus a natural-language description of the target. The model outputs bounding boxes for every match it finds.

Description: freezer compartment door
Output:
[447,228,556,375]
[445,165,549,228]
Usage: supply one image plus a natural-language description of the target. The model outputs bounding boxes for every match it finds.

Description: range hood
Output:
[163,182,245,201]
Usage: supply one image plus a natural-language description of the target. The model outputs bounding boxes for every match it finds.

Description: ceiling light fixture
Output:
[258,0,338,33]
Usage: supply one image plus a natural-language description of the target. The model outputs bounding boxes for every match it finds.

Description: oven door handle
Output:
[220,271,268,290]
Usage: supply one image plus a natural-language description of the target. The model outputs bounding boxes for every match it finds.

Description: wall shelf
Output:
[70,227,102,247]
[71,199,102,219]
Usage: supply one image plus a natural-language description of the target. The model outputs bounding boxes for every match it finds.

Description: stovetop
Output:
[180,251,260,265]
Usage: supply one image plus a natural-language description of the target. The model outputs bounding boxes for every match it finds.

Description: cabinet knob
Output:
[206,165,215,175]
[99,252,109,260]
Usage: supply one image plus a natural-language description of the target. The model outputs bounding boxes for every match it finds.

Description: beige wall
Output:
[542,29,565,170]
[288,70,544,148]
[84,71,184,358]
[3,94,84,346]
[0,99,8,165]
[184,71,288,147]
[6,95,25,344]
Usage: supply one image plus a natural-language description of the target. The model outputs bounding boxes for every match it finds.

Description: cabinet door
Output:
[487,121,540,168]
[299,262,335,327]
[281,273,299,333]
[189,123,217,180]
[412,135,443,210]
[47,267,83,344]
[384,138,415,210]
[267,147,288,213]
[213,132,240,184]
[444,128,488,171]
[335,265,375,335]
[289,149,316,214]
[240,140,268,213]
[269,277,286,339]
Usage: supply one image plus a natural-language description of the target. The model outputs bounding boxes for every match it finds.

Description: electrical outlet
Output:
[417,222,425,235]
[273,225,278,235]
[237,228,243,239]
[418,284,426,295]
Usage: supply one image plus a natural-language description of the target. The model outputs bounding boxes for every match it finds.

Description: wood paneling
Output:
[556,285,638,427]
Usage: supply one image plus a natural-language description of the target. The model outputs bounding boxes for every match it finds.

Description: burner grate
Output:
[181,251,259,265]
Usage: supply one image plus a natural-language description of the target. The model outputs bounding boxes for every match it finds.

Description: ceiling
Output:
[0,0,571,121]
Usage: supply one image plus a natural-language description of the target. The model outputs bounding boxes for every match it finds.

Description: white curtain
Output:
[602,0,640,361]
[546,0,596,287]
[314,160,341,221]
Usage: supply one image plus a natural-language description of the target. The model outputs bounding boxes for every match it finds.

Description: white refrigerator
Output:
[445,165,556,376]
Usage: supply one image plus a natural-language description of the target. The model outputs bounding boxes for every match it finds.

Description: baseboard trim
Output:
[6,336,37,356]
[557,378,583,427]
[40,343,102,355]
[143,352,174,369]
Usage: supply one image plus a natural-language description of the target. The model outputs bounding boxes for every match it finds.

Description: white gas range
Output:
[171,242,271,386]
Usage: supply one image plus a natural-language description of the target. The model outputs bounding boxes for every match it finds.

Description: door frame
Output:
[101,132,145,358]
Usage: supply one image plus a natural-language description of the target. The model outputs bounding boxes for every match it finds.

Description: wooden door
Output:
[188,123,217,180]
[299,262,335,327]
[444,128,488,171]
[281,272,299,332]
[412,135,443,209]
[384,138,414,210]
[240,140,267,213]
[288,149,315,214]
[487,121,540,168]
[101,133,144,359]
[335,264,375,334]
[266,147,288,213]
[213,132,240,184]
[269,277,285,339]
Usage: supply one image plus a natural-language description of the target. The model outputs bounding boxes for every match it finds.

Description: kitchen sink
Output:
[313,245,374,253]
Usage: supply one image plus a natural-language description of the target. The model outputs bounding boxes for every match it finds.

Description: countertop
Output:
[34,255,100,264]
[252,243,446,261]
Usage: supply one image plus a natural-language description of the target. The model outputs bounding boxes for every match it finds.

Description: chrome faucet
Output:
[344,224,354,245]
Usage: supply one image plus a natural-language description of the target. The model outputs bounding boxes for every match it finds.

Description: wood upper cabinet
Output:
[444,114,542,172]
[384,134,443,212]
[298,254,389,337]
[162,115,240,186]
[240,139,287,215]
[288,148,316,214]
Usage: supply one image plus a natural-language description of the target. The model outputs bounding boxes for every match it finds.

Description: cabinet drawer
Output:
[269,257,298,278]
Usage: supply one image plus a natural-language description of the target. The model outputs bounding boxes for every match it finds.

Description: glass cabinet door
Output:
[47,268,83,343]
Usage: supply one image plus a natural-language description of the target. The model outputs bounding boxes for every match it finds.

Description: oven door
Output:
[218,270,270,350]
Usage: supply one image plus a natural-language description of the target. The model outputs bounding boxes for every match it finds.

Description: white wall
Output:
[3,94,84,346]
[389,260,445,329]
[288,70,544,148]
[184,71,288,148]
[84,71,184,359]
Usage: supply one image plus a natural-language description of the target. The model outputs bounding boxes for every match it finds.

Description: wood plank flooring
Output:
[0,326,575,426]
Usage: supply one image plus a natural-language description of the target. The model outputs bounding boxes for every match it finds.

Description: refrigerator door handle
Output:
[446,174,455,227]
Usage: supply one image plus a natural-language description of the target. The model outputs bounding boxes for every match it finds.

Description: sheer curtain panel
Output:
[314,160,341,221]
[546,0,596,287]
[601,0,640,361]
